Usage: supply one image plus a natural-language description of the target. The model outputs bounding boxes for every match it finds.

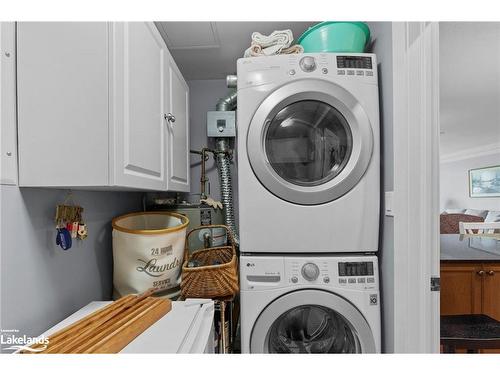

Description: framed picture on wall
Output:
[469,165,500,198]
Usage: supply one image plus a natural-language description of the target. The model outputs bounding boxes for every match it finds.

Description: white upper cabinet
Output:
[110,22,167,191]
[16,22,190,192]
[166,57,190,192]
[17,22,109,187]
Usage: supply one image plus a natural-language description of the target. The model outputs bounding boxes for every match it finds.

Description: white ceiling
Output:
[440,22,500,157]
[155,22,316,80]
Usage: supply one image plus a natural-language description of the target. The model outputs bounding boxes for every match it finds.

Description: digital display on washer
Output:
[338,262,374,276]
[336,56,372,70]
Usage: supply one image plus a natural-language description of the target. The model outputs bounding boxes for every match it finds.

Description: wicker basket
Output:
[180,225,239,299]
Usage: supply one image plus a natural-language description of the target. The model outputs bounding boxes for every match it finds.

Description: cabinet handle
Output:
[477,270,485,276]
[164,113,176,123]
[487,270,495,276]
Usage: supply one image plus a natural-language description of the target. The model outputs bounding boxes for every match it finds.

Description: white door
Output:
[110,22,167,190]
[392,22,440,353]
[17,22,109,187]
[166,56,190,192]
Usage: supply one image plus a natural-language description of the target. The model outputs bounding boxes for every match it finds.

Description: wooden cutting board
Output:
[23,290,171,354]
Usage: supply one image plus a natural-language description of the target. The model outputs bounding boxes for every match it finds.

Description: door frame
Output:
[392,22,440,353]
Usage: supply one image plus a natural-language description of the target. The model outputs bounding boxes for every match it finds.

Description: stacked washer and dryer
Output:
[236,53,381,353]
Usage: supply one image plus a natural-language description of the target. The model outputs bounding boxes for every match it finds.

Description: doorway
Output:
[438,22,500,353]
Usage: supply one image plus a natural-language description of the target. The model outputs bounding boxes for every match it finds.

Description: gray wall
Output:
[367,21,395,354]
[0,186,142,338]
[441,152,500,211]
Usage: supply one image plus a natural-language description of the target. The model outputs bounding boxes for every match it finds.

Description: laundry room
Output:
[0,2,498,370]
[0,19,392,355]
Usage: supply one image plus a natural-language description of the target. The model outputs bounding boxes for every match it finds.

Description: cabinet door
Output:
[165,54,190,192]
[482,263,500,320]
[17,22,109,187]
[1,22,17,185]
[110,22,167,190]
[440,262,482,315]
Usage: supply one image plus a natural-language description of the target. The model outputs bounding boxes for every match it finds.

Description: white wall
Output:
[367,21,395,354]
[0,187,142,339]
[441,152,500,211]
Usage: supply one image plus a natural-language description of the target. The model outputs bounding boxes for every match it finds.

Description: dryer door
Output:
[247,79,373,205]
[250,289,376,353]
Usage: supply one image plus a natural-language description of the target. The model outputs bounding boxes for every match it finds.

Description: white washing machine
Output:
[240,254,381,353]
[237,53,380,253]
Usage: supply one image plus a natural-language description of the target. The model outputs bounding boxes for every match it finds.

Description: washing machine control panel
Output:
[240,255,378,291]
[287,257,378,290]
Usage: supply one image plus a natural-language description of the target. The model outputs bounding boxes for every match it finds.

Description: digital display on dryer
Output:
[338,262,374,276]
[336,56,372,69]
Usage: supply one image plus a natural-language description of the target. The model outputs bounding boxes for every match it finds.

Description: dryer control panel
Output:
[286,53,377,80]
[237,53,378,90]
[240,254,379,291]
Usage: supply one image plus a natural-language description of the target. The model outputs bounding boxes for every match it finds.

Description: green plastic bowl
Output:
[298,22,370,53]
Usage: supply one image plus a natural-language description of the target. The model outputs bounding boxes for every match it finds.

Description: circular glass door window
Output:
[265,100,352,187]
[268,305,360,353]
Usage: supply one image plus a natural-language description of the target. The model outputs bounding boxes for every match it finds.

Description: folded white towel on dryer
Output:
[244,29,302,57]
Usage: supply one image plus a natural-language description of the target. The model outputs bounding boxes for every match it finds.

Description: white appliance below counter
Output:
[41,299,215,354]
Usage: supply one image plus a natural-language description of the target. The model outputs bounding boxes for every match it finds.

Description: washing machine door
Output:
[247,79,373,205]
[250,289,376,353]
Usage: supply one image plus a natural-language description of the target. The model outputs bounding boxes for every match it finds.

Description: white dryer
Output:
[237,53,380,253]
[240,254,381,353]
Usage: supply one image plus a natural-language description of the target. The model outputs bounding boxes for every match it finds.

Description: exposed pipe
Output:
[190,148,215,200]
[226,75,237,89]
[216,90,237,112]
[215,139,238,245]
[215,80,239,245]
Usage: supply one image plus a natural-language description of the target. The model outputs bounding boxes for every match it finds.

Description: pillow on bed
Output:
[485,211,500,223]
[443,208,466,214]
[464,209,488,218]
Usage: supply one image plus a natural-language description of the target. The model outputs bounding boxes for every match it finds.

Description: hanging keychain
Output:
[77,207,88,240]
[77,223,88,240]
[75,204,88,240]
[55,215,72,251]
[68,205,82,239]
[54,191,87,250]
